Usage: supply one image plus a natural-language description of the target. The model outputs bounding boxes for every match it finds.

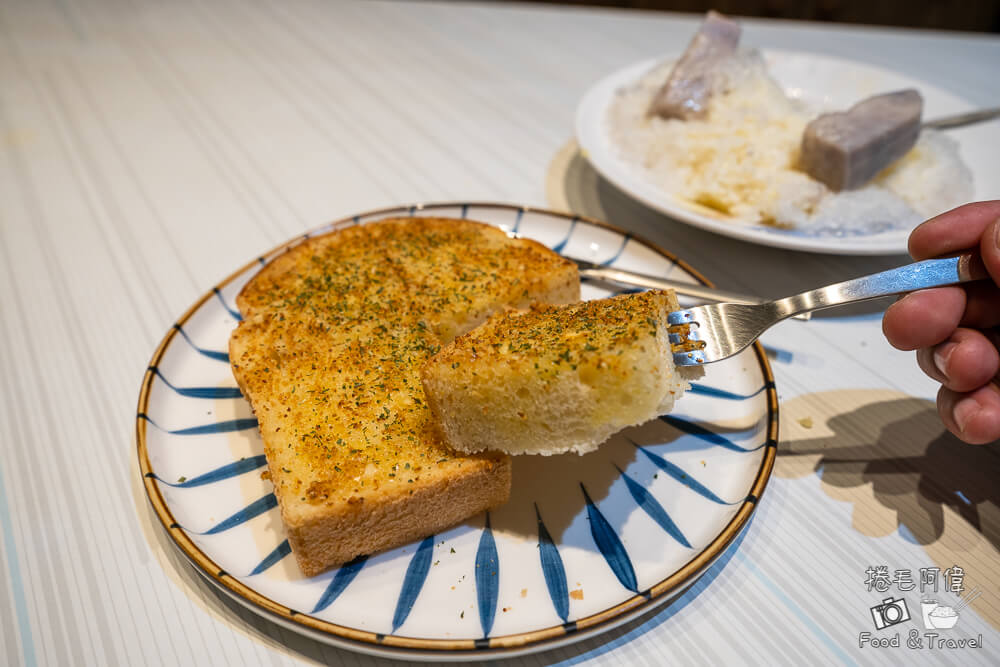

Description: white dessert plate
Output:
[137,203,777,661]
[576,50,998,255]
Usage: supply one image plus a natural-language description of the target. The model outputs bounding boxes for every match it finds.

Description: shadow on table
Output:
[545,140,913,318]
[780,394,1000,547]
[776,389,1000,629]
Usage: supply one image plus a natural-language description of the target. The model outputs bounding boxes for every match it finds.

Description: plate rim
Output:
[575,48,975,256]
[135,201,778,659]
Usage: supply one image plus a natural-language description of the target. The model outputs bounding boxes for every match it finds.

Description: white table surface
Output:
[1,0,998,665]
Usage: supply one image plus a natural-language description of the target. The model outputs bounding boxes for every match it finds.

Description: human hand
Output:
[882,201,1000,444]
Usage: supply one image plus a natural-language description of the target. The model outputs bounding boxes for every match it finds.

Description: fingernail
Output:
[933,342,956,379]
[953,397,979,434]
[993,216,1000,250]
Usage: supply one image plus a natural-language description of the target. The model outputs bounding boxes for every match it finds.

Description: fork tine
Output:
[667,309,696,326]
[672,345,707,366]
[667,323,703,349]
[667,308,708,365]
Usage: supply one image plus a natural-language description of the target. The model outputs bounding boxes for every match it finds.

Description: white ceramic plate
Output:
[137,203,777,661]
[576,50,998,255]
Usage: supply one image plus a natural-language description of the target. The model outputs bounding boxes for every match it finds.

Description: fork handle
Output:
[773,252,988,320]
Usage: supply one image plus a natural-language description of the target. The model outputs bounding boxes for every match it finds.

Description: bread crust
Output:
[229,217,578,576]
[288,457,512,577]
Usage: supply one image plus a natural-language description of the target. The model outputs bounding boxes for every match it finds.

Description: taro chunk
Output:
[800,89,924,191]
[648,11,741,120]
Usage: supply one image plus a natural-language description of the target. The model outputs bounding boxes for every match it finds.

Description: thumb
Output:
[981,216,1000,288]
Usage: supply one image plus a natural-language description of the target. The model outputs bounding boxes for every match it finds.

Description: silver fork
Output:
[668,253,989,366]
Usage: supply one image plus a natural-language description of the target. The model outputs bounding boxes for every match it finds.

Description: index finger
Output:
[909,200,1000,259]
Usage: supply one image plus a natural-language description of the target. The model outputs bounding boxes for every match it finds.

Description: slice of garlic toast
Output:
[229,217,579,576]
[422,290,703,456]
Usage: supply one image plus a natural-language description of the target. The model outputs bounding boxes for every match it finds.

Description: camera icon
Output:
[870,597,911,630]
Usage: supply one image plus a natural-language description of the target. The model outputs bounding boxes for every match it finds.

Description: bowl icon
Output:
[929,606,959,629]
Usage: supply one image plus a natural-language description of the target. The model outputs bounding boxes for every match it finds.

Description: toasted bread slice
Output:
[229,217,578,576]
[421,290,703,456]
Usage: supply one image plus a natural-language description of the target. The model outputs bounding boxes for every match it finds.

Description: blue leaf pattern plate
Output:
[137,203,777,660]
